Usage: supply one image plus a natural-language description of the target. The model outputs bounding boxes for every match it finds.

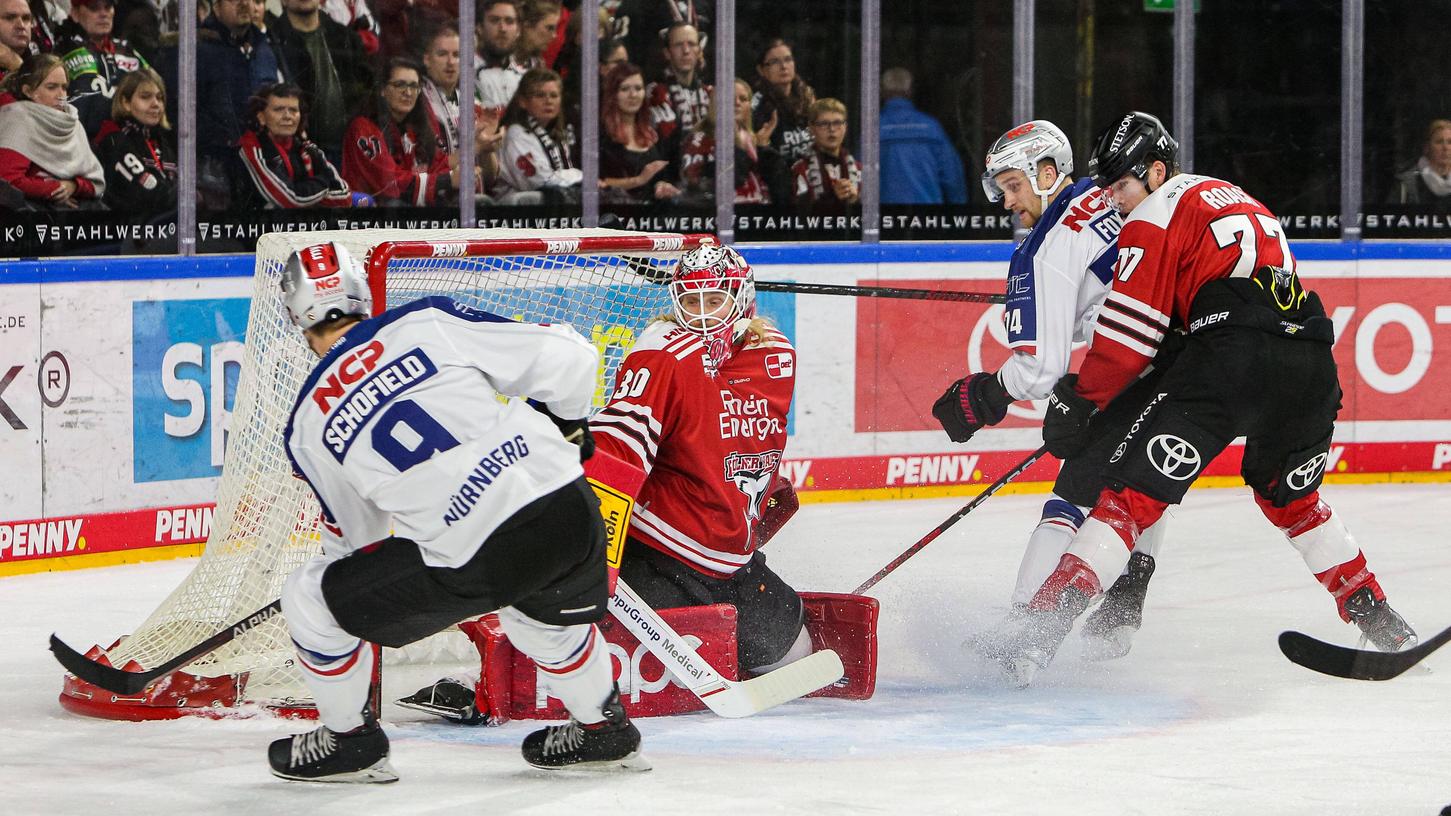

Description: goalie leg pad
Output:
[801,593,879,701]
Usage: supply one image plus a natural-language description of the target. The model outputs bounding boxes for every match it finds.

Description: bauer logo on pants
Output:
[1148,434,1202,481]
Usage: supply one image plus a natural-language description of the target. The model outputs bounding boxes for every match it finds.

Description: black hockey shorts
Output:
[1098,325,1341,508]
[617,539,804,670]
[319,477,608,648]
[1053,363,1172,508]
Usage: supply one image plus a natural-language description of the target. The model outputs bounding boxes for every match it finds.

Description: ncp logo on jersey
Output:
[1147,434,1201,481]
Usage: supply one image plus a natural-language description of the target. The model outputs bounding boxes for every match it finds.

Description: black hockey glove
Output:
[1041,374,1097,459]
[932,372,1012,443]
[530,401,595,462]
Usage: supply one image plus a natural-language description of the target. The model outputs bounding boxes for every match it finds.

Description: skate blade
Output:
[270,759,399,784]
[1081,625,1136,662]
[526,751,653,773]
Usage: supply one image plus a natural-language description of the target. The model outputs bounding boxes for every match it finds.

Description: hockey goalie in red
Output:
[995,111,1419,686]
[402,244,877,724]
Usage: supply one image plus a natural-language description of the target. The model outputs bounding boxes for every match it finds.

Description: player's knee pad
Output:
[1253,430,1334,508]
[1104,397,1226,505]
[321,537,475,648]
[282,556,359,657]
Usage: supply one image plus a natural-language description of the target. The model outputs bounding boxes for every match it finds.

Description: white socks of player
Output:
[496,607,614,725]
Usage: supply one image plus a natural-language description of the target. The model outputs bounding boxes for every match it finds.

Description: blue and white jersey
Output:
[998,176,1122,401]
[284,297,600,569]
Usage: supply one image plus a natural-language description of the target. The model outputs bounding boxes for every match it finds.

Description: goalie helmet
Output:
[669,244,755,375]
[280,241,372,329]
[1087,111,1180,189]
[981,120,1074,203]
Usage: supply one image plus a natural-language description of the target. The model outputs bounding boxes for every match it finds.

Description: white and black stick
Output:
[753,281,1006,304]
[851,445,1051,595]
[50,600,283,694]
[608,578,844,717]
[1278,625,1451,681]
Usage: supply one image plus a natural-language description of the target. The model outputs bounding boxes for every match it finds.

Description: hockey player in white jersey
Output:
[269,241,647,782]
[930,120,1167,667]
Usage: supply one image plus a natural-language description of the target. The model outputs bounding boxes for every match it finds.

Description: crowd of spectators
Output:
[0,0,895,216]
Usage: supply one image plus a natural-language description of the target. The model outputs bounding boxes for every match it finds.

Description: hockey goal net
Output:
[60,228,712,720]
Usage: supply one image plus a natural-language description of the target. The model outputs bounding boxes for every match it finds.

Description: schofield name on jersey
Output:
[1061,187,1124,243]
[322,349,439,462]
[442,435,531,526]
[718,391,782,440]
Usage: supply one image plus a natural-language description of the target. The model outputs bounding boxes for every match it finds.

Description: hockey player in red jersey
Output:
[1000,111,1418,685]
[401,243,843,723]
[594,243,814,674]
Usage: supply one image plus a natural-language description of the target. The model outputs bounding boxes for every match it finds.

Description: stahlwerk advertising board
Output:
[2,242,1450,574]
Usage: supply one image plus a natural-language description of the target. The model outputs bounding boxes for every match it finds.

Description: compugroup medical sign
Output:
[132,298,251,482]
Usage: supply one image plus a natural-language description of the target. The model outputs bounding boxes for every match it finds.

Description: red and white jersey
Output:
[592,320,796,578]
[1077,173,1295,407]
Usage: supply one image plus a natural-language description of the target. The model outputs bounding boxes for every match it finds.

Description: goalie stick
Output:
[609,578,845,717]
[852,445,1051,595]
[1278,624,1451,681]
[50,599,284,695]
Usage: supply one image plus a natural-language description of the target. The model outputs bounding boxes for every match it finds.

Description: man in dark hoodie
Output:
[155,0,286,208]
[265,0,371,164]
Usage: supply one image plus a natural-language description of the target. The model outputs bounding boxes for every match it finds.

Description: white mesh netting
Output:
[102,228,702,709]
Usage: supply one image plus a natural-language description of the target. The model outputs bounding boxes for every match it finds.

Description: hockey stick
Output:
[753,281,1006,304]
[50,599,283,695]
[1278,624,1451,681]
[851,445,1052,595]
[609,578,845,718]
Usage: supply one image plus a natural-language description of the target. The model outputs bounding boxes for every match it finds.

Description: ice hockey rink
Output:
[5,481,1450,816]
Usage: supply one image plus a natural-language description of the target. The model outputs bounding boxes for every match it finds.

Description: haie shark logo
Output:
[724,449,784,526]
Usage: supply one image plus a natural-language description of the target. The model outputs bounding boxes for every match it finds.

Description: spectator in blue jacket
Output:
[155,0,288,208]
[879,67,966,205]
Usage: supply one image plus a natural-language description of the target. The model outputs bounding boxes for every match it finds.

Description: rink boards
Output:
[3,241,1451,574]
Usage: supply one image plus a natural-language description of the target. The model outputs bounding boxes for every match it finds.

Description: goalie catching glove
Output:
[1041,374,1096,459]
[932,372,1012,443]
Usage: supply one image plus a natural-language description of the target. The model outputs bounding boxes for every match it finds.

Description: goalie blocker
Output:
[413,450,878,723]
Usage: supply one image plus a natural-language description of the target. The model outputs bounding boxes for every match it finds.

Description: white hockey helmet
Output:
[981,120,1074,203]
[280,241,372,329]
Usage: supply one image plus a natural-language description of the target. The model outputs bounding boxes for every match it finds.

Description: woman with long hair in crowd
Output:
[343,57,467,206]
[598,61,678,205]
[679,77,787,206]
[0,53,105,209]
[750,38,816,166]
[92,67,176,216]
[236,81,355,209]
[497,66,581,201]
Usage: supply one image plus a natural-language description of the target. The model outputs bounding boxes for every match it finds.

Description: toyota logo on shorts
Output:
[1286,451,1329,491]
[1148,434,1201,481]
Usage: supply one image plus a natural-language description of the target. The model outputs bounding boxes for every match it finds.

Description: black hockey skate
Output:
[268,715,396,783]
[1080,552,1156,662]
[396,677,489,725]
[992,589,1094,688]
[521,686,649,771]
[1344,586,1418,653]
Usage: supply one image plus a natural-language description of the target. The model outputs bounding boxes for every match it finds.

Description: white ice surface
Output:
[4,483,1450,815]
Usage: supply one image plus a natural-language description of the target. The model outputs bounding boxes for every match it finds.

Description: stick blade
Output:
[712,650,847,718]
[50,634,157,694]
[1277,628,1451,682]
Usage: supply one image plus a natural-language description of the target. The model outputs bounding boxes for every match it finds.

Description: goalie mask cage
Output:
[59,228,713,720]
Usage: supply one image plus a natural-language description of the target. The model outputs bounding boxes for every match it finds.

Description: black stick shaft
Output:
[851,446,1051,595]
[756,281,1006,304]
